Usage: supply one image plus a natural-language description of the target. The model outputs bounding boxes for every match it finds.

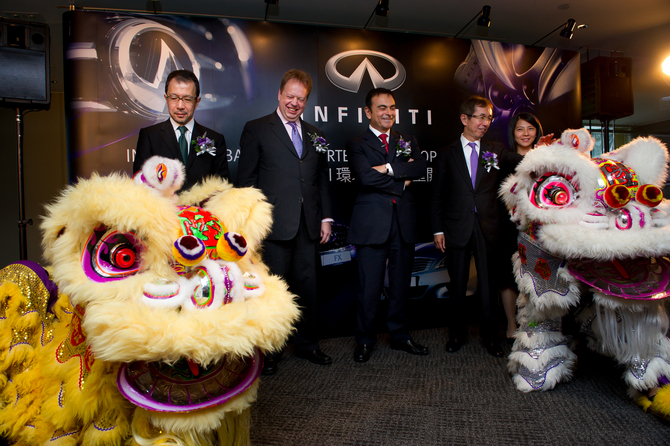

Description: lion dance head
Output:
[0,157,299,445]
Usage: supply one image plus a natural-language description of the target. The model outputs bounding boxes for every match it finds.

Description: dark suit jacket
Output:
[346,129,426,245]
[133,119,229,191]
[431,138,521,248]
[237,112,332,241]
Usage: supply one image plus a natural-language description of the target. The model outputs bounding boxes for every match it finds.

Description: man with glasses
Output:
[133,70,229,190]
[431,96,520,357]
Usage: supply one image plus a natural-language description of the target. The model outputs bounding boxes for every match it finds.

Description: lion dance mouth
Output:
[118,351,262,413]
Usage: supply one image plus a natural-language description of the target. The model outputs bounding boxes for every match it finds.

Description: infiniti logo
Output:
[325,50,406,93]
[108,18,200,118]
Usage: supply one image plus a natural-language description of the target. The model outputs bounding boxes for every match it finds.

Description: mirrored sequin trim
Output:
[630,357,651,379]
[49,428,79,441]
[0,264,55,322]
[522,318,562,337]
[518,233,570,297]
[58,383,65,408]
[520,340,569,359]
[518,358,565,389]
[10,327,33,350]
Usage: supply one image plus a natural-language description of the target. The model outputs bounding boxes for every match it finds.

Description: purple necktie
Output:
[468,142,478,188]
[288,121,303,157]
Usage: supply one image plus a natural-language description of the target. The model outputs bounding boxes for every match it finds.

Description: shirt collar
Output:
[460,134,479,151]
[369,125,389,140]
[276,109,301,130]
[170,117,195,134]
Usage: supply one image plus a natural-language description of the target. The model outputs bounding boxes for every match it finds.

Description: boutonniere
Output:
[480,151,499,172]
[309,133,329,153]
[191,132,216,156]
[395,136,411,157]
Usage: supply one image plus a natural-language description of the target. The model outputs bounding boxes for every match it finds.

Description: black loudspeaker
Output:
[0,18,50,108]
[581,56,633,120]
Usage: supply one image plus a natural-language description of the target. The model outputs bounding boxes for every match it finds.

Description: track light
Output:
[454,5,492,38]
[375,0,389,17]
[559,19,576,39]
[532,18,586,46]
[476,5,491,27]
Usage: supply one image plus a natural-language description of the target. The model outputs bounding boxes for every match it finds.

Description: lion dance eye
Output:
[529,173,577,208]
[636,184,663,207]
[82,225,146,282]
[603,184,631,209]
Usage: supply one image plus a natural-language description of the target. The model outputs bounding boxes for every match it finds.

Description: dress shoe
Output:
[296,349,333,365]
[390,339,429,355]
[483,339,504,358]
[445,337,464,353]
[354,344,373,363]
[261,354,279,376]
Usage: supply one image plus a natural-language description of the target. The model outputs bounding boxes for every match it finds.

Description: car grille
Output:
[412,257,433,273]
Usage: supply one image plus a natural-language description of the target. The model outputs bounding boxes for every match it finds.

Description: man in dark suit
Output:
[432,96,521,357]
[346,88,429,363]
[133,70,229,189]
[238,69,333,374]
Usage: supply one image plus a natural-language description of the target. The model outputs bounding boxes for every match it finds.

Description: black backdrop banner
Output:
[63,11,581,335]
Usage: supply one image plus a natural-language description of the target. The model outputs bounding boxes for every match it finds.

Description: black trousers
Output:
[354,205,413,345]
[263,210,320,352]
[445,215,498,341]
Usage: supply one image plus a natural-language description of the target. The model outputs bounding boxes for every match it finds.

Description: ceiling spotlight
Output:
[375,0,389,17]
[559,19,577,39]
[532,18,585,46]
[477,5,491,27]
[454,5,492,38]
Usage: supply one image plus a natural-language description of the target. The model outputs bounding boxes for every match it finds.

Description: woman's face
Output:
[514,119,537,151]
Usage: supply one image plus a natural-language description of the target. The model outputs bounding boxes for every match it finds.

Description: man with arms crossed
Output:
[346,88,429,363]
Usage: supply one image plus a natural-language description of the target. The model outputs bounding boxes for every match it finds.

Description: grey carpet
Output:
[250,328,670,445]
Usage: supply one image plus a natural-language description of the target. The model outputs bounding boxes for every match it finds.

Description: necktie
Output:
[469,142,478,188]
[380,133,389,153]
[288,121,303,157]
[178,126,188,164]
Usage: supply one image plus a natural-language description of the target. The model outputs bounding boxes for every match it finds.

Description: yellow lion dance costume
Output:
[0,157,299,445]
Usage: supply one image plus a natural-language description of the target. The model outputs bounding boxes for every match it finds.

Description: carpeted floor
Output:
[250,327,670,445]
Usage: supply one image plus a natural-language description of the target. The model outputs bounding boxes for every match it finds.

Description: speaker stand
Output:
[15,107,33,260]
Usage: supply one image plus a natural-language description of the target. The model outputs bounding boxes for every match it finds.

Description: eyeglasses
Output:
[165,94,198,104]
[466,114,494,122]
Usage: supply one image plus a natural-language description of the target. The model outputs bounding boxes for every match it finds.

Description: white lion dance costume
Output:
[501,129,670,419]
[0,157,299,445]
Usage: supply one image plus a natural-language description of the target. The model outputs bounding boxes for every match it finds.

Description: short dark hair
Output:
[365,88,395,109]
[280,69,313,98]
[508,113,543,151]
[459,95,492,116]
[165,70,200,98]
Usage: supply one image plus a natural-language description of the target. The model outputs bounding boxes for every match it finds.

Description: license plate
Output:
[321,250,351,266]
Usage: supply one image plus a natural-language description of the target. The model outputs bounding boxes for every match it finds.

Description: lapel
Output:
[387,130,399,162]
[269,112,301,159]
[450,139,472,188]
[300,120,312,159]
[186,122,207,169]
[474,140,489,190]
[159,119,182,161]
[364,129,389,158]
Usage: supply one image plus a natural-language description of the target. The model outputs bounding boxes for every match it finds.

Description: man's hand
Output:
[404,180,412,187]
[320,221,332,244]
[372,164,387,173]
[433,234,446,253]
